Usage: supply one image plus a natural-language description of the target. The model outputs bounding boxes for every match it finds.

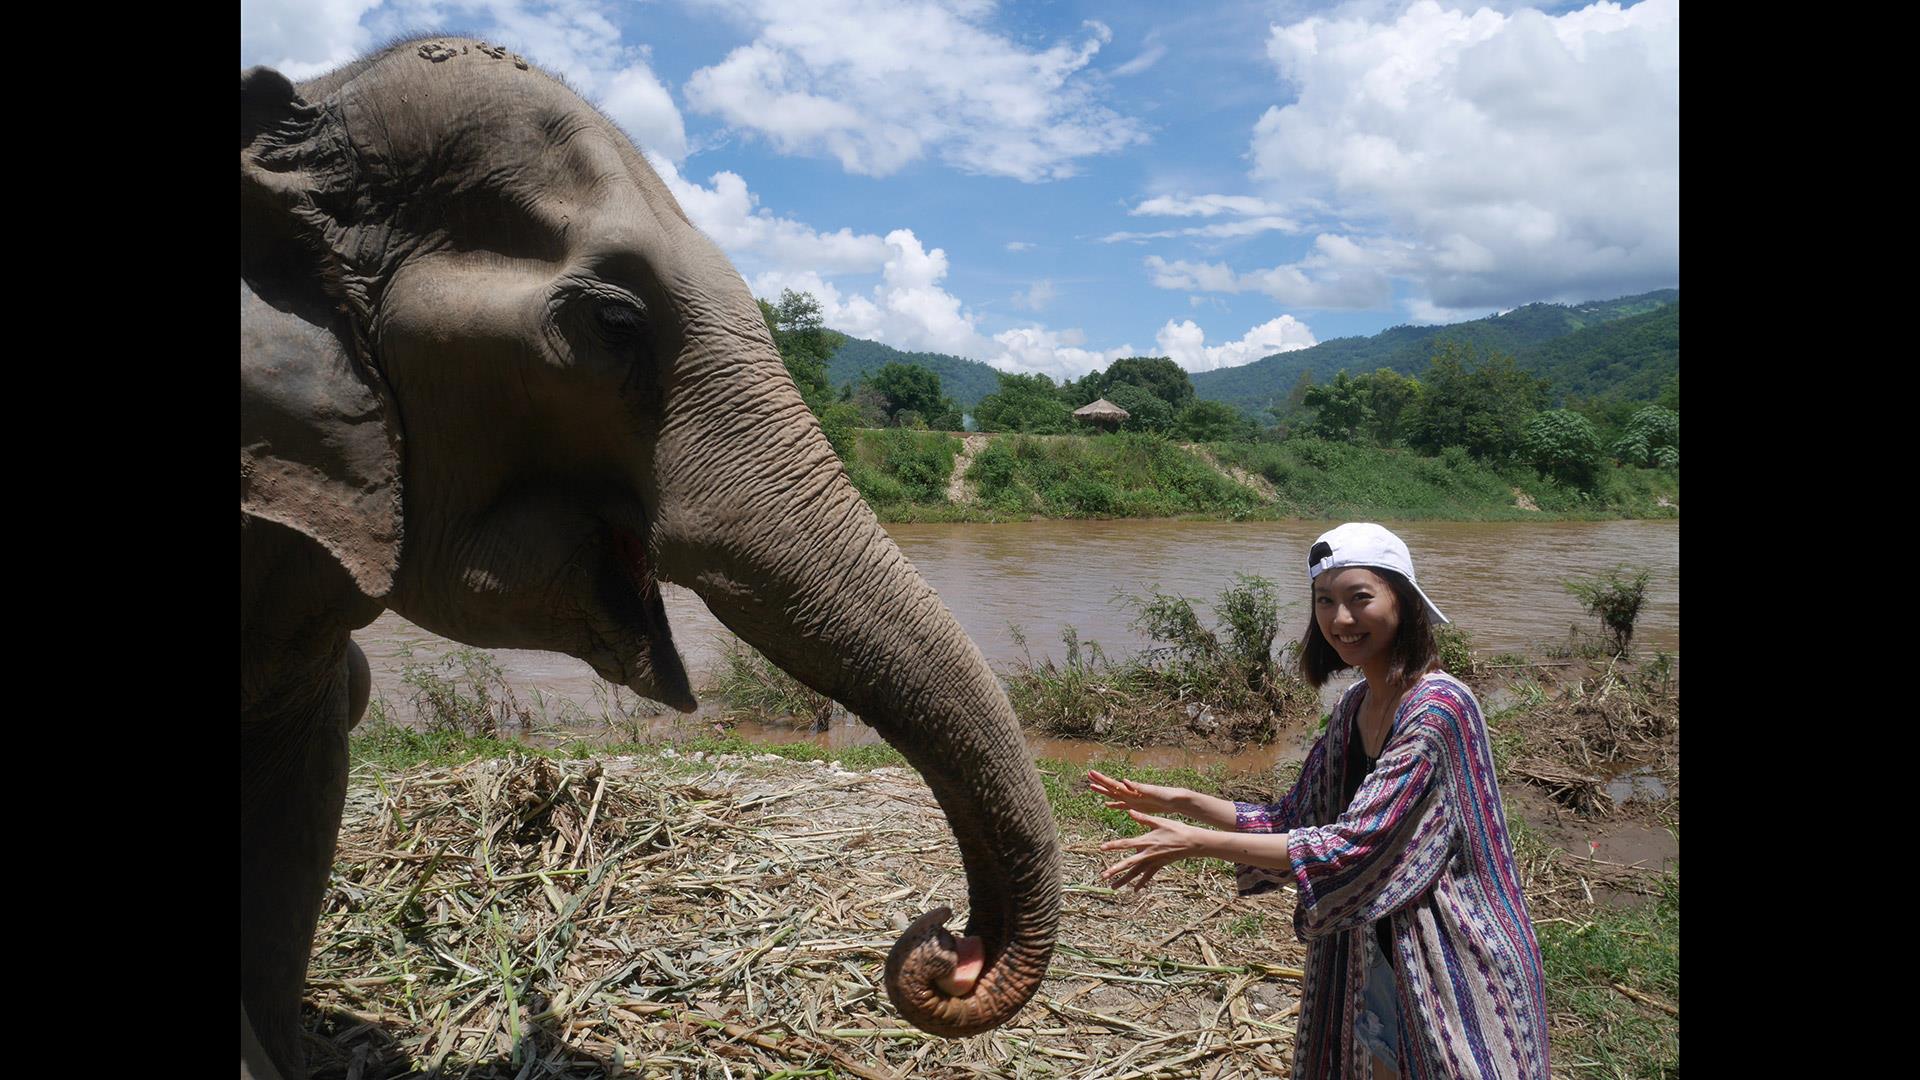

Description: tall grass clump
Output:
[706,638,837,728]
[1005,576,1319,747]
[400,647,535,738]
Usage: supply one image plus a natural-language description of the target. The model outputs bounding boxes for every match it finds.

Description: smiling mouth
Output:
[1335,634,1367,645]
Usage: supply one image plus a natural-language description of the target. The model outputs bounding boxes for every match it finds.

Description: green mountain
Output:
[824,287,1676,415]
[826,336,1004,409]
[1190,288,1678,414]
[1523,302,1678,404]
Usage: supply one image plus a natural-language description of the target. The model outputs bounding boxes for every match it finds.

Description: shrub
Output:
[1005,577,1317,747]
[1611,406,1680,469]
[1433,622,1478,679]
[1524,409,1604,491]
[1564,565,1653,655]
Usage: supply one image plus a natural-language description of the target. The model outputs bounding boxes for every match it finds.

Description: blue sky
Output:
[240,0,1679,381]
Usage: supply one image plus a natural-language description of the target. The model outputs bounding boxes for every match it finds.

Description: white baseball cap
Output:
[1307,523,1450,625]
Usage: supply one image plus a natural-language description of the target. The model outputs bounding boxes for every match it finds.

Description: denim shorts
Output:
[1356,935,1402,1065]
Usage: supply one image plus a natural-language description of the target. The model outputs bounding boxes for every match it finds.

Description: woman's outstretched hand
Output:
[1099,809,1204,891]
[1087,770,1191,816]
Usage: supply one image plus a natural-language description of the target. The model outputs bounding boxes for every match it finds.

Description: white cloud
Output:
[1005,241,1037,252]
[741,229,990,358]
[682,1,1147,180]
[654,156,1133,379]
[240,0,383,79]
[1143,232,1405,308]
[1112,43,1167,77]
[989,327,1137,382]
[1102,192,1304,243]
[1012,280,1058,311]
[1155,315,1318,373]
[1251,0,1679,309]
[1103,217,1302,244]
[651,157,893,276]
[1131,194,1291,218]
[1404,298,1504,325]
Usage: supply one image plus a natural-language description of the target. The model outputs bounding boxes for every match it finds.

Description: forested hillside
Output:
[827,337,1003,408]
[1524,303,1678,404]
[1191,289,1678,413]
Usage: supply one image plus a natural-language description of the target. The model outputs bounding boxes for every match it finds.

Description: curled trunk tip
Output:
[883,906,1049,1037]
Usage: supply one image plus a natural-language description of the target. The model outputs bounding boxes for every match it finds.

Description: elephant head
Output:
[240,37,1059,1061]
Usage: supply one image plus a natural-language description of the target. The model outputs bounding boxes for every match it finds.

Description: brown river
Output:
[353,519,1678,772]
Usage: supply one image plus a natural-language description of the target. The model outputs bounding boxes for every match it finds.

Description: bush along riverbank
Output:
[1003,576,1319,748]
[833,429,1677,523]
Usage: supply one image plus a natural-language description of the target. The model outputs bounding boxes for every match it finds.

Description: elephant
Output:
[241,37,1061,1079]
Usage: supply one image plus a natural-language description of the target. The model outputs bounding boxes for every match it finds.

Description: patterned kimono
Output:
[1234,672,1549,1079]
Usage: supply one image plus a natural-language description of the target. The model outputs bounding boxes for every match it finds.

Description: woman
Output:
[1089,523,1549,1079]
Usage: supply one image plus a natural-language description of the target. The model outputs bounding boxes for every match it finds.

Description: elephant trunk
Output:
[650,358,1060,1036]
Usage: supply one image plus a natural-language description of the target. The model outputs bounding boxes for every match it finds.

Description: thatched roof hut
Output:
[1073,397,1130,432]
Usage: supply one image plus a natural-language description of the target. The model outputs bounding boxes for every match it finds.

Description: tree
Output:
[758,289,843,413]
[1610,405,1679,468]
[1356,368,1420,446]
[1301,370,1375,444]
[1100,382,1174,434]
[1523,409,1604,490]
[1100,356,1195,411]
[974,372,1074,433]
[1175,400,1258,443]
[1058,370,1106,410]
[1404,342,1549,462]
[1265,369,1316,436]
[864,363,959,429]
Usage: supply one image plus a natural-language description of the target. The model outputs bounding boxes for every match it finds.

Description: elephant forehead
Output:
[332,45,662,223]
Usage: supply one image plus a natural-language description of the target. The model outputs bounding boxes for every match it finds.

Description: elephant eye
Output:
[594,303,648,342]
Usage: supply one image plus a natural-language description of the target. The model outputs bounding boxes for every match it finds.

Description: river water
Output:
[353,518,1677,769]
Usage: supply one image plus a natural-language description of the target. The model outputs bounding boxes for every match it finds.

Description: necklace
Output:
[1357,691,1396,758]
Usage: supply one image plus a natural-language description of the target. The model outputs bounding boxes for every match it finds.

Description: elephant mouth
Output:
[586,519,696,712]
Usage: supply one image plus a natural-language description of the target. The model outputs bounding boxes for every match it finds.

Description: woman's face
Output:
[1314,567,1402,673]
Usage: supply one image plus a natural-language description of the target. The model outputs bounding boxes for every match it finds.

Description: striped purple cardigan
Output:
[1234,672,1549,1079]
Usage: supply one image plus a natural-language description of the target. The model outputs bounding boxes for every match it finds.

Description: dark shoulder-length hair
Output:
[1297,566,1440,688]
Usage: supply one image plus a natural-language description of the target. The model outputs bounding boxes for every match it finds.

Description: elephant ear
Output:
[241,66,402,599]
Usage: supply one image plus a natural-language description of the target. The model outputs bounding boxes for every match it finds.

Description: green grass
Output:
[349,722,534,771]
[839,430,1676,523]
[966,432,1265,519]
[1203,438,1677,521]
[1537,867,1680,1079]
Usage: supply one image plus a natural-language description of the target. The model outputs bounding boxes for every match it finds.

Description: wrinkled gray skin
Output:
[241,38,1060,1080]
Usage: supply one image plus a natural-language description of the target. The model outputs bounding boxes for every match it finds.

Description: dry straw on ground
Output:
[308,664,1676,1078]
[307,752,1317,1079]
[1506,659,1679,820]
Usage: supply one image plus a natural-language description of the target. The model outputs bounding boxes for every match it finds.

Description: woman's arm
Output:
[1098,810,1296,890]
[1087,771,1240,829]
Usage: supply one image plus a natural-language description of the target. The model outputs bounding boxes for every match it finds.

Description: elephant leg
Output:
[241,648,353,1080]
[241,1001,286,1080]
